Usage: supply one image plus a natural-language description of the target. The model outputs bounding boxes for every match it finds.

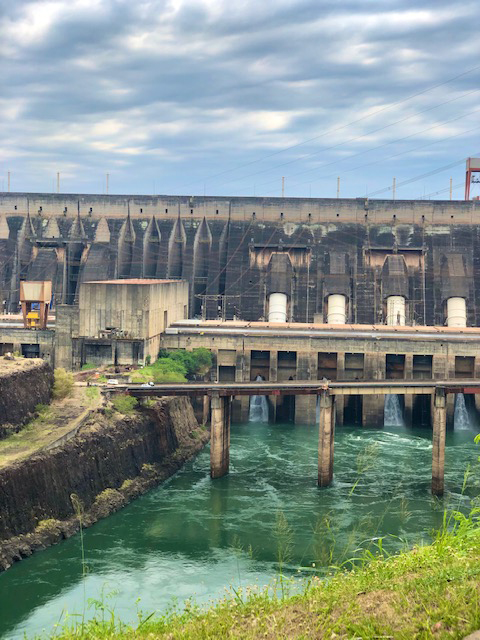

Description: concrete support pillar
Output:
[233,351,247,422]
[335,352,345,426]
[404,354,413,426]
[474,357,480,414]
[237,351,250,422]
[295,351,316,424]
[446,354,456,428]
[432,389,446,496]
[210,393,231,479]
[432,353,448,380]
[318,392,335,487]
[362,352,385,427]
[269,350,278,422]
[202,395,210,425]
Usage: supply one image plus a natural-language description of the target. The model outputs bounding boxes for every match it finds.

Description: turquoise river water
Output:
[0,421,478,639]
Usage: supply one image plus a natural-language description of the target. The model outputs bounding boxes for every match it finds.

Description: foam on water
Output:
[384,394,404,427]
[0,422,477,640]
[248,375,269,423]
[454,393,472,431]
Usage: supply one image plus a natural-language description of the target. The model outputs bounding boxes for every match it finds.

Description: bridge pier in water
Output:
[128,379,458,493]
[432,389,447,496]
[318,392,336,487]
[210,393,231,479]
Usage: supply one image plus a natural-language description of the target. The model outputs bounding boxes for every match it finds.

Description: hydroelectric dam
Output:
[1,192,480,485]
[1,191,480,637]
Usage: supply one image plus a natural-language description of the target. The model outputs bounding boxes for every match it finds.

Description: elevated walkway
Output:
[103,378,473,496]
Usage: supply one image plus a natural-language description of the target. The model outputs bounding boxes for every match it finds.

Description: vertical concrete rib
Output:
[318,391,335,487]
[210,392,231,479]
[432,389,446,496]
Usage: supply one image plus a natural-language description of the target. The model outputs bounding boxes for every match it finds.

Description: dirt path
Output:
[0,386,103,468]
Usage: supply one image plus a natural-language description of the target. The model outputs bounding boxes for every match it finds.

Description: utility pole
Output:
[106,173,109,195]
[336,176,340,199]
[7,171,10,192]
[449,177,453,201]
[56,172,60,193]
[392,177,396,201]
[281,176,285,198]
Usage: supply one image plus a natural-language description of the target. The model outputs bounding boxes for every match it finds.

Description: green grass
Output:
[81,363,97,371]
[111,394,138,414]
[38,507,480,639]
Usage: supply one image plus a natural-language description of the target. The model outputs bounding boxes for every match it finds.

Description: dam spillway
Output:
[1,193,479,325]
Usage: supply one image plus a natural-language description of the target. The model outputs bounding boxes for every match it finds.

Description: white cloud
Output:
[0,0,478,197]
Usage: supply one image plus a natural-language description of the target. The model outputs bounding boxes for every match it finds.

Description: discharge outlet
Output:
[268,293,288,322]
[446,297,466,328]
[327,294,346,324]
[386,295,405,326]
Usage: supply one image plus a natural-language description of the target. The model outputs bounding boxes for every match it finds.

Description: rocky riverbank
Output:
[0,358,53,439]
[0,397,209,571]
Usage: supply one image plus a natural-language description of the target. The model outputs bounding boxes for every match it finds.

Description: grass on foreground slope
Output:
[0,386,101,468]
[46,508,480,640]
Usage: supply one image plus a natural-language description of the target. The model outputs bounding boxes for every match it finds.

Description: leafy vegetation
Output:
[131,348,213,384]
[35,518,62,536]
[31,434,480,639]
[36,506,480,639]
[94,488,123,506]
[111,394,138,414]
[81,363,96,371]
[33,403,53,424]
[53,368,75,400]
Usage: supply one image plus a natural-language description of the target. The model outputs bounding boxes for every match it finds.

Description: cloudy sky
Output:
[1,0,479,199]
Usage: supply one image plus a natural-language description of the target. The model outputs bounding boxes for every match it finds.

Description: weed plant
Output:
[33,435,480,639]
[53,368,75,400]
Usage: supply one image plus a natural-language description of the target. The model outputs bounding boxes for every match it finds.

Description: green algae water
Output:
[0,421,477,639]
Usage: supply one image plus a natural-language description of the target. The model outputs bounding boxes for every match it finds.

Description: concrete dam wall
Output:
[0,397,208,571]
[0,358,53,438]
[1,193,480,324]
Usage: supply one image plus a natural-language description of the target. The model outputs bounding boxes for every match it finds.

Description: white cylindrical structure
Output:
[386,296,405,326]
[268,293,287,322]
[447,297,466,328]
[327,294,346,324]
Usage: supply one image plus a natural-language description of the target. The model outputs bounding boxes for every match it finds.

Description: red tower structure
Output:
[465,157,480,200]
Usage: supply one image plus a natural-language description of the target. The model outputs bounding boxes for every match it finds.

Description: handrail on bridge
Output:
[99,379,480,397]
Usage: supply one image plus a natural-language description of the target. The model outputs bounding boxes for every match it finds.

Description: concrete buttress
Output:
[210,392,231,478]
[318,391,335,487]
[432,389,446,496]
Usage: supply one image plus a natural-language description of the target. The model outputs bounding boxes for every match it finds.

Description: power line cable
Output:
[258,124,480,197]
[174,64,480,192]
[236,108,480,195]
[210,88,480,190]
[416,182,464,200]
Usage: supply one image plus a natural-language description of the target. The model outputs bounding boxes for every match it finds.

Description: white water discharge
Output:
[384,394,404,427]
[249,375,269,423]
[454,393,472,431]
